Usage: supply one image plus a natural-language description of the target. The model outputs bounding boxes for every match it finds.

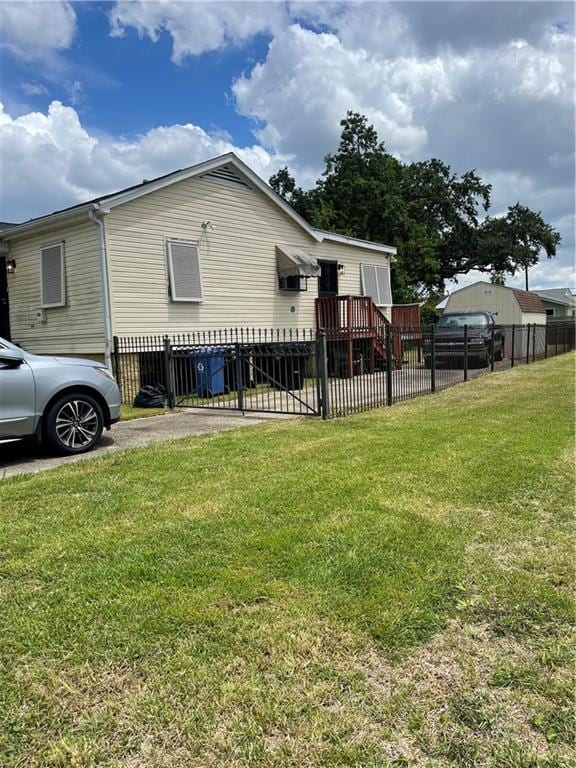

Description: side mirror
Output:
[0,348,25,368]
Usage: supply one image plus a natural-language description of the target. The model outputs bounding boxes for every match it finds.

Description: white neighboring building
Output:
[436,281,547,325]
[437,281,548,358]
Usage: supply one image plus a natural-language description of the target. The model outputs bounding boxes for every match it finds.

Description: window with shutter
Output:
[167,240,203,302]
[41,243,65,307]
[375,265,392,305]
[361,264,392,306]
[361,264,379,304]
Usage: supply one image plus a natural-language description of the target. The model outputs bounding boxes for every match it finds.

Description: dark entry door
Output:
[318,260,338,297]
[0,257,10,341]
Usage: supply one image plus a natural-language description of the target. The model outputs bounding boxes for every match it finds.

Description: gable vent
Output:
[201,165,250,190]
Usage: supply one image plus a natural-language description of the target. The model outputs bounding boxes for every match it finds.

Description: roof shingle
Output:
[534,288,576,307]
[512,288,546,313]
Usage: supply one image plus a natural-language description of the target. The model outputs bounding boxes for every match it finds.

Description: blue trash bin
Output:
[190,347,226,397]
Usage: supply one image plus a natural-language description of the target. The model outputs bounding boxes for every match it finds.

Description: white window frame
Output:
[40,241,66,308]
[166,238,203,303]
[361,263,392,307]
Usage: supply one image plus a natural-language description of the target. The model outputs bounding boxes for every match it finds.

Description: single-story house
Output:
[0,154,395,368]
[533,288,576,319]
[437,281,547,326]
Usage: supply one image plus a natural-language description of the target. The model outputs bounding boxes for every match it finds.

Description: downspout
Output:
[88,206,113,371]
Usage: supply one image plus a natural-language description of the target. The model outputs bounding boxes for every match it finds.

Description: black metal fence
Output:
[113,328,322,416]
[113,320,575,418]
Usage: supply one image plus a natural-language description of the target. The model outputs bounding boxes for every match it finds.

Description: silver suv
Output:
[0,338,120,455]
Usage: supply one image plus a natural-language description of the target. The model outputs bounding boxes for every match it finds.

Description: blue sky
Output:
[0,1,574,291]
[2,1,265,142]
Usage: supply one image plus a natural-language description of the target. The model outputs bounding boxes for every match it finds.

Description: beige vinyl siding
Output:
[6,219,104,354]
[105,175,392,335]
[444,282,523,325]
[520,312,547,325]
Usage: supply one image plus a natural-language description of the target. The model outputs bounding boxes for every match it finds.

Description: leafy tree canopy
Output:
[270,112,560,301]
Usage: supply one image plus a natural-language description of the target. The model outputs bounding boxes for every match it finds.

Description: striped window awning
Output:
[276,245,321,279]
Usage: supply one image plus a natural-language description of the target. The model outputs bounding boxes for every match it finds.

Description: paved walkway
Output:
[0,409,292,480]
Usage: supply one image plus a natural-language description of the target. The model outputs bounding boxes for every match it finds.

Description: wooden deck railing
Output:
[315,295,388,338]
[315,296,402,374]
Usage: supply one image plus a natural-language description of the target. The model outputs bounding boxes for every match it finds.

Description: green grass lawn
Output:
[119,405,168,421]
[1,355,574,767]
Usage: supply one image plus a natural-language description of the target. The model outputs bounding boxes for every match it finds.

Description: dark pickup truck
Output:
[424,311,505,368]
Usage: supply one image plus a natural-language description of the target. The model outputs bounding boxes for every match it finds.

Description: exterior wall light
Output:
[6,259,16,274]
[337,263,346,276]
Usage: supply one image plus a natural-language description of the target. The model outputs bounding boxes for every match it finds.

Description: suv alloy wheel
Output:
[45,393,104,455]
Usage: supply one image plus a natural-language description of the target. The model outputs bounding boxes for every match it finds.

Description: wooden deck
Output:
[315,295,402,376]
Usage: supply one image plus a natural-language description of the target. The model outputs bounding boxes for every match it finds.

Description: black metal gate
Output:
[167,339,322,416]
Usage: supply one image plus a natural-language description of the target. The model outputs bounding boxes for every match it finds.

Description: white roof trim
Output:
[536,296,572,306]
[103,153,323,242]
[0,205,93,240]
[313,228,396,256]
[0,153,397,255]
[534,292,575,307]
[436,280,499,308]
[445,280,495,295]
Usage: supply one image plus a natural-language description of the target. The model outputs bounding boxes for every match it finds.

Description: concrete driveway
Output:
[0,409,292,480]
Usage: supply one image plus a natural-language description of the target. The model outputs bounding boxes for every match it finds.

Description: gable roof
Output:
[511,288,545,313]
[439,280,546,314]
[534,288,576,307]
[0,153,396,256]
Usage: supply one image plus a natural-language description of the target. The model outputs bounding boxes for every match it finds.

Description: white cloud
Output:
[500,32,573,105]
[0,1,76,60]
[238,25,572,153]
[0,101,282,222]
[109,0,287,62]
[335,1,574,57]
[19,81,50,97]
[481,169,573,222]
[2,3,573,289]
[233,24,438,169]
[106,3,574,181]
[298,1,413,58]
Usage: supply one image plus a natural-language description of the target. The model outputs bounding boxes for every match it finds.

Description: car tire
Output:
[495,345,504,362]
[44,392,104,455]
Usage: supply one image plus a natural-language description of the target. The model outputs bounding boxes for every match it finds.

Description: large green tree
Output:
[480,204,561,290]
[270,112,561,300]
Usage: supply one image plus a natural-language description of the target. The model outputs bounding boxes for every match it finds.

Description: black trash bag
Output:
[133,384,166,408]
